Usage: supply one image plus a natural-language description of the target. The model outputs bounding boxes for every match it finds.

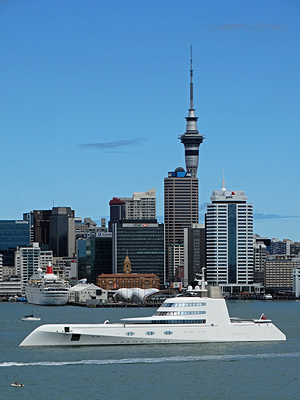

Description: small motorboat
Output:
[21,315,41,321]
[11,383,25,387]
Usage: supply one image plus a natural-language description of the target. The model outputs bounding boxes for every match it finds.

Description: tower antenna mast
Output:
[190,45,194,110]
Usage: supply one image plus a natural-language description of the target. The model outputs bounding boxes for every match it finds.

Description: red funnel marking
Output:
[46,266,53,274]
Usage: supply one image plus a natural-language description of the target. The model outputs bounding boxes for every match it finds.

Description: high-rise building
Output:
[15,243,40,294]
[49,207,75,257]
[112,220,164,285]
[32,209,52,246]
[109,198,126,231]
[183,223,206,286]
[164,52,204,285]
[206,179,253,286]
[125,189,156,220]
[109,189,156,231]
[265,256,300,292]
[253,234,268,284]
[164,168,199,283]
[0,220,30,251]
[77,234,112,283]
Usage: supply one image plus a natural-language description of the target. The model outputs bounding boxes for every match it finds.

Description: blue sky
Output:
[1,0,299,240]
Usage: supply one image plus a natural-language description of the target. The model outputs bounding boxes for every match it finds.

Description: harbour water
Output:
[0,300,299,400]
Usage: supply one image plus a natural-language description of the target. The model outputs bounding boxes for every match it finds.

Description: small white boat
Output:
[21,315,41,321]
[263,294,273,300]
[11,383,25,387]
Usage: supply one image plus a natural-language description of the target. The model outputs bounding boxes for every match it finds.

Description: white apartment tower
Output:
[206,179,253,285]
[122,189,156,220]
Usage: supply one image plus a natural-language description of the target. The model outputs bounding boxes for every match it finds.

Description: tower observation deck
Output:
[179,48,204,178]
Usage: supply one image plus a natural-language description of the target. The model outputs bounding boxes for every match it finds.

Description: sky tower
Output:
[179,48,204,178]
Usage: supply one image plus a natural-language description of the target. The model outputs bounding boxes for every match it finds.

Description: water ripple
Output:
[1,352,300,368]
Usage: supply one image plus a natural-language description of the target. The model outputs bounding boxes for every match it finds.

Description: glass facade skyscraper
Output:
[0,220,30,251]
[112,220,164,285]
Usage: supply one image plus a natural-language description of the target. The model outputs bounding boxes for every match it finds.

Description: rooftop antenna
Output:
[222,170,226,191]
[190,45,194,110]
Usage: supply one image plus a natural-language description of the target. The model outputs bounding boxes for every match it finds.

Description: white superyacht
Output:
[25,265,70,306]
[20,271,285,346]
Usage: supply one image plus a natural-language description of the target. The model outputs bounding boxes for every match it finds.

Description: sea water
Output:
[0,300,299,400]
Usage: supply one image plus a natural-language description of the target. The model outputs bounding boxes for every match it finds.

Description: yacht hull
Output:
[20,321,286,347]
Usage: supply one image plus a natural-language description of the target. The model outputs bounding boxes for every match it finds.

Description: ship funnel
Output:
[46,264,53,274]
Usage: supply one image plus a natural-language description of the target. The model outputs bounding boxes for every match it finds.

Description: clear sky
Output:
[1,0,299,241]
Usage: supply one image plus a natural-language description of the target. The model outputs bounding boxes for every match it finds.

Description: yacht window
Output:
[164,331,173,335]
[162,302,206,308]
[125,332,135,336]
[145,331,155,335]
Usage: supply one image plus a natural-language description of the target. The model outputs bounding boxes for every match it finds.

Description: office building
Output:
[49,207,75,257]
[109,189,156,231]
[265,256,300,292]
[125,189,156,220]
[206,179,253,286]
[0,220,30,251]
[23,212,34,243]
[32,209,52,246]
[77,234,112,283]
[112,220,164,285]
[183,223,206,286]
[164,168,198,283]
[15,243,40,294]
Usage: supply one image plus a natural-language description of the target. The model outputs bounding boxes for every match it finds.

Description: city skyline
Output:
[1,1,299,241]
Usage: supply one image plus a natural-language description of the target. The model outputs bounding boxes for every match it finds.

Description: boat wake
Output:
[1,352,300,368]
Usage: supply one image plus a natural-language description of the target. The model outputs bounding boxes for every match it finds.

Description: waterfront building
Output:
[164,52,204,284]
[49,207,75,257]
[112,220,164,285]
[69,283,107,304]
[0,278,22,297]
[264,255,300,292]
[205,179,253,286]
[97,255,160,290]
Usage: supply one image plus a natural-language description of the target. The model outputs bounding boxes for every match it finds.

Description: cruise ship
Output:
[25,265,70,306]
[20,271,285,346]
